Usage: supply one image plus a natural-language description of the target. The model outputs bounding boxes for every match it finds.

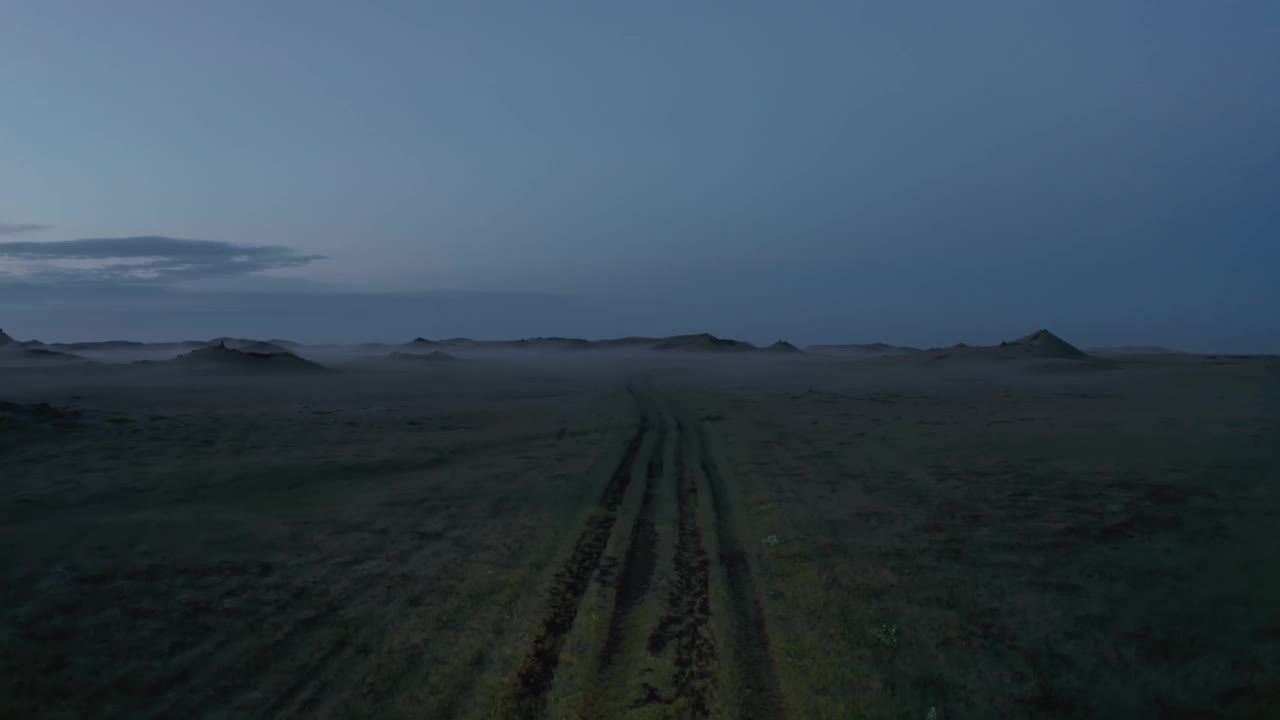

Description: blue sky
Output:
[2,2,1278,349]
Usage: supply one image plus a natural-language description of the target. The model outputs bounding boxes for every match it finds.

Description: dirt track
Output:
[504,382,782,719]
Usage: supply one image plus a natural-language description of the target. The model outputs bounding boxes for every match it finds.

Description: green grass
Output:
[2,357,1276,718]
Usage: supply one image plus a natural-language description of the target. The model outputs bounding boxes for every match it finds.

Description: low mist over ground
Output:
[0,325,1170,367]
[2,323,1276,718]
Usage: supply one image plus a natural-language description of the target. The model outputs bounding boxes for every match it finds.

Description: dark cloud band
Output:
[0,223,51,236]
[0,235,325,283]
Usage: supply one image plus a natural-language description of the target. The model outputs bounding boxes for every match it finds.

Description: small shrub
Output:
[868,622,897,649]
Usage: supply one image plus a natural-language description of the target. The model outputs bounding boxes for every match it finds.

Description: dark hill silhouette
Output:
[0,346,90,364]
[595,336,661,347]
[53,340,147,350]
[234,340,290,354]
[505,337,592,349]
[652,333,756,352]
[805,342,920,355]
[207,337,267,350]
[922,329,1093,363]
[1004,329,1088,358]
[383,334,765,352]
[763,340,803,353]
[158,343,324,372]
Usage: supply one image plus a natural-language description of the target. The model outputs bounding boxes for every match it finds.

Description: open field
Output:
[2,349,1278,718]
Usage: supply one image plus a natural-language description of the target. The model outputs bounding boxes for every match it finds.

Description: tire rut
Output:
[503,381,784,719]
[504,388,649,718]
[599,415,663,666]
[640,422,717,717]
[696,423,786,719]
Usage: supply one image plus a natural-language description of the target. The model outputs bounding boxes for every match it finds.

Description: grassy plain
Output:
[1,351,1276,718]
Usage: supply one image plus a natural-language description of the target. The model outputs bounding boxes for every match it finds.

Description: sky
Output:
[2,1,1278,350]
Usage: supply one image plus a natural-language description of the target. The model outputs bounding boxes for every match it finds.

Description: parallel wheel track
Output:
[502,380,782,719]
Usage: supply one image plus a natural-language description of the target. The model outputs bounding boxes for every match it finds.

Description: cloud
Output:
[0,223,51,236]
[0,235,325,283]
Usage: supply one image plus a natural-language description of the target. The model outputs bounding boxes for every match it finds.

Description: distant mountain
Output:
[805,342,920,355]
[1004,329,1088,358]
[10,331,815,355]
[595,336,662,347]
[207,337,270,350]
[652,333,756,352]
[44,339,205,352]
[153,344,324,372]
[53,340,147,350]
[763,340,803,353]
[233,340,290,354]
[922,329,1093,363]
[503,337,593,349]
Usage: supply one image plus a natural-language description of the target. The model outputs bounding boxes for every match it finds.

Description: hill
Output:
[920,329,1093,364]
[652,333,756,352]
[158,343,324,372]
[0,346,91,366]
[207,337,272,350]
[503,337,593,350]
[51,340,146,350]
[763,340,803,353]
[594,336,662,348]
[805,342,919,355]
[1002,329,1088,358]
[233,340,291,354]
